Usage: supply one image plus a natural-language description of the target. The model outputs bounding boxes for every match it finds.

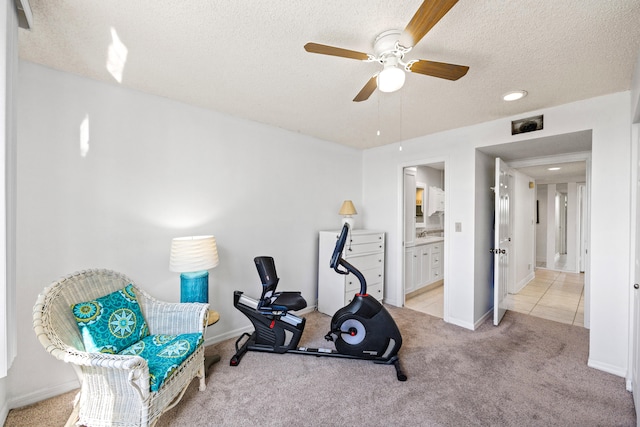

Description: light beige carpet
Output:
[5,308,636,426]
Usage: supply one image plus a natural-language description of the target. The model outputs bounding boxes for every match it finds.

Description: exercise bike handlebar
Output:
[329,223,368,295]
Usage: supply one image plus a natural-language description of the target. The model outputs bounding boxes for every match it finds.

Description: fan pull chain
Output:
[377,96,381,137]
[399,91,404,151]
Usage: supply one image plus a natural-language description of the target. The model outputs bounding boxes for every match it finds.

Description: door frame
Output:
[396,157,450,321]
[627,122,639,398]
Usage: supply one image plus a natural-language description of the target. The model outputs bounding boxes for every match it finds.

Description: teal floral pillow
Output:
[119,333,203,392]
[71,284,149,353]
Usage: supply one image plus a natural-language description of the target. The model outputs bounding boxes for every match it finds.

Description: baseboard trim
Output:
[445,316,475,331]
[0,400,9,426]
[384,297,401,307]
[8,379,79,410]
[513,271,535,294]
[474,309,493,329]
[587,358,626,378]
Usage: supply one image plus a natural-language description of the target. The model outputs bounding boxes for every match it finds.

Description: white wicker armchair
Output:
[32,269,209,427]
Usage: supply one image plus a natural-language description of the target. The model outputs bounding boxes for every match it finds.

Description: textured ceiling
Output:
[17,1,640,149]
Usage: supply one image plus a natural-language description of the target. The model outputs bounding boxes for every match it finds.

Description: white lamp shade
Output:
[170,235,219,272]
[377,66,405,93]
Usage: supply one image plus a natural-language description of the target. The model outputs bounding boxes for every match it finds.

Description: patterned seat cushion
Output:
[71,284,149,353]
[119,333,203,392]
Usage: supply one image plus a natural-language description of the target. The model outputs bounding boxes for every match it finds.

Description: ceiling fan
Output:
[304,0,469,102]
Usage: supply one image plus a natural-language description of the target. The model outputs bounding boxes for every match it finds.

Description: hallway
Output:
[405,269,585,327]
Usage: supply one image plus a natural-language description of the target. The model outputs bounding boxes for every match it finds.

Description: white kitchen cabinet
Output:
[430,242,443,282]
[419,244,431,284]
[318,230,385,316]
[404,240,444,295]
[404,246,420,293]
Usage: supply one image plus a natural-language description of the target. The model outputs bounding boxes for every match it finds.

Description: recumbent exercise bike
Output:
[230,223,407,381]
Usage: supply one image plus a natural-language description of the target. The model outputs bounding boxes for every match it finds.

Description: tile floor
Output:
[405,269,585,327]
[405,283,444,319]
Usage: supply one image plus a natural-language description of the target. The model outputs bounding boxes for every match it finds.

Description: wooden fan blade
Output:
[404,0,459,46]
[304,42,370,61]
[408,59,469,80]
[353,76,378,102]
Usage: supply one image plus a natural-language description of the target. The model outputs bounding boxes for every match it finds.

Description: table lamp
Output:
[170,235,219,305]
[339,200,357,228]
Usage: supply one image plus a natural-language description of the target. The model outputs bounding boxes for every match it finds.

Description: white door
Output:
[403,168,416,300]
[632,127,640,419]
[404,168,416,247]
[493,158,513,326]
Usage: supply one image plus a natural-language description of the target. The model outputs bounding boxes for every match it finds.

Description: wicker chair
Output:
[33,269,209,427]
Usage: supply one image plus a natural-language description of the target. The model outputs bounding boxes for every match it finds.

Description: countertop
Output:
[410,236,444,246]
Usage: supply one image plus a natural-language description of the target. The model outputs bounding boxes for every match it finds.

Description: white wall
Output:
[566,182,578,272]
[473,150,494,323]
[632,52,640,123]
[547,184,557,264]
[9,61,363,404]
[513,171,535,292]
[362,91,632,376]
[536,185,547,263]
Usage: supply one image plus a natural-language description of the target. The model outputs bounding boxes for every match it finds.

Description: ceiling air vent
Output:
[511,115,543,135]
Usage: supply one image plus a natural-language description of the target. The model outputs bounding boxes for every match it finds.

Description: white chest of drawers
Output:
[317,229,385,316]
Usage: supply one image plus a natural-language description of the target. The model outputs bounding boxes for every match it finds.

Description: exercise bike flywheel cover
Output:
[339,319,366,345]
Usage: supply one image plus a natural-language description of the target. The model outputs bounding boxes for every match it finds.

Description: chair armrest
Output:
[56,347,146,369]
[136,290,208,335]
[42,344,152,400]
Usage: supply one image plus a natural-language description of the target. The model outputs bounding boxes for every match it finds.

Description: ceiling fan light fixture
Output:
[503,90,528,101]
[377,65,405,93]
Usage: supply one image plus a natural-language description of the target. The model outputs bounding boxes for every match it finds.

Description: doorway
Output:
[478,130,592,328]
[402,163,446,318]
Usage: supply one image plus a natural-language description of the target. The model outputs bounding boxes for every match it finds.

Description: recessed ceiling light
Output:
[548,167,561,171]
[503,90,527,101]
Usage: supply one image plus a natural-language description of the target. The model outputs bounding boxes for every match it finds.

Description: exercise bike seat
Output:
[254,256,307,312]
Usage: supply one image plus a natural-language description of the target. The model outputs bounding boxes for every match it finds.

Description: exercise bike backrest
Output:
[329,223,368,296]
[254,256,307,313]
[254,256,280,308]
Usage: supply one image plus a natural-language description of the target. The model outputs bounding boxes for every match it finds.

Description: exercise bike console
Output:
[230,223,407,381]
